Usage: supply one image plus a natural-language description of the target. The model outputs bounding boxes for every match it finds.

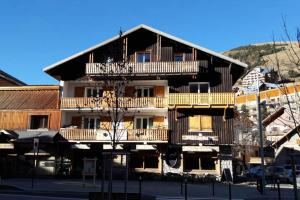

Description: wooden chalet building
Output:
[0,85,61,177]
[44,24,247,177]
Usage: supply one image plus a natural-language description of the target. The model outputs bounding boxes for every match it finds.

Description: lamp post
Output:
[31,137,39,189]
[256,73,265,194]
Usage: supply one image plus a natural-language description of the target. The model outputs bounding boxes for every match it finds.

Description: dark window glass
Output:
[144,53,150,62]
[143,89,148,97]
[30,115,48,129]
[190,84,198,93]
[149,88,154,97]
[200,84,209,93]
[90,118,95,129]
[201,157,216,170]
[136,118,141,129]
[129,153,143,168]
[142,118,148,129]
[137,89,142,97]
[137,53,150,62]
[183,154,199,170]
[149,118,153,128]
[87,89,92,97]
[174,55,183,61]
[144,155,159,168]
[83,118,89,129]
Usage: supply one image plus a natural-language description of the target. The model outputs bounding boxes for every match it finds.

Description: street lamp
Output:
[256,73,265,194]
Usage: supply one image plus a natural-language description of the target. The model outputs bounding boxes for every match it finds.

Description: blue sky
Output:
[0,0,299,85]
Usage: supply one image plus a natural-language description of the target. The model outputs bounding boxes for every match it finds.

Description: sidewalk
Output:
[0,178,299,199]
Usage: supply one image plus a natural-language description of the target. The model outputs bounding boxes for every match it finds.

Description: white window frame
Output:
[85,87,103,97]
[82,116,100,129]
[135,86,154,97]
[134,116,153,129]
[136,52,151,63]
[189,82,210,93]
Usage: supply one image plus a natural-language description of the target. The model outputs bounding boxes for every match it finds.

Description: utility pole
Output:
[256,73,265,194]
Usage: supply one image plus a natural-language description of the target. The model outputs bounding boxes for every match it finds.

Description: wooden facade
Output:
[0,86,61,131]
[43,25,246,176]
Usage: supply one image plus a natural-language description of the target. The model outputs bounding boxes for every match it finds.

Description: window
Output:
[189,115,212,132]
[136,87,154,97]
[183,153,216,171]
[189,82,210,93]
[137,52,150,62]
[83,117,100,129]
[30,115,49,129]
[135,117,154,129]
[129,152,159,169]
[85,87,103,97]
[174,54,183,62]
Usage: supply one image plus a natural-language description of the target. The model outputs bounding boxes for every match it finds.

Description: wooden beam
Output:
[156,34,161,61]
[122,37,128,61]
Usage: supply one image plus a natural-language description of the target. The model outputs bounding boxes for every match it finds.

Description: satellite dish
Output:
[166,152,179,168]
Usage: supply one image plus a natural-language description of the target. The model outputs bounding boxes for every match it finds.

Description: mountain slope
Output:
[224,42,300,80]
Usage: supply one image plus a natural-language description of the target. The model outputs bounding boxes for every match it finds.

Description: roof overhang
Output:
[43,24,247,77]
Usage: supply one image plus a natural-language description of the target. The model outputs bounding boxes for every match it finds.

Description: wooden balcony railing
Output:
[127,129,168,141]
[60,128,96,140]
[168,93,234,106]
[61,97,167,109]
[86,61,207,75]
[59,128,168,142]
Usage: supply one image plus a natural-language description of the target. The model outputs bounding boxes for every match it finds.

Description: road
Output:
[0,194,88,200]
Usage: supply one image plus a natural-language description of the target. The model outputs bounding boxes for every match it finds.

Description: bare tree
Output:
[83,31,138,199]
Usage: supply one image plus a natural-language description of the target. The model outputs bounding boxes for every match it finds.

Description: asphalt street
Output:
[0,194,88,200]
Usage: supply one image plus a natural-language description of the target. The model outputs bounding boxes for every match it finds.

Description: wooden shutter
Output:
[154,86,165,97]
[125,86,135,97]
[189,115,201,131]
[100,117,111,129]
[153,116,164,128]
[189,115,212,131]
[74,87,85,97]
[200,116,212,131]
[71,116,82,128]
[124,116,133,129]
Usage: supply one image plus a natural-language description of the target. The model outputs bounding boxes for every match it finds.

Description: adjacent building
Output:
[0,85,61,177]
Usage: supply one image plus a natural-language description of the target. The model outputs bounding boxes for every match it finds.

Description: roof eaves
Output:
[43,24,248,72]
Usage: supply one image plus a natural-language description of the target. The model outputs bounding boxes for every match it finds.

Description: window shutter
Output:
[124,116,133,129]
[71,116,82,128]
[125,86,135,97]
[74,87,84,97]
[100,117,111,129]
[153,116,164,128]
[189,115,201,131]
[154,86,165,97]
[200,116,212,131]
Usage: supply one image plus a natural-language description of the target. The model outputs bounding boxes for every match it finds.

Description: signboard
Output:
[83,158,97,175]
[0,143,14,149]
[182,135,218,141]
[182,145,219,152]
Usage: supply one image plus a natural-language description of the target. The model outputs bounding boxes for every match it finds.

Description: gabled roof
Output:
[43,24,247,72]
[0,70,26,86]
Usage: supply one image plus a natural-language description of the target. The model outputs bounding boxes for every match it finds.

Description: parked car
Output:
[266,166,289,182]
[286,169,300,184]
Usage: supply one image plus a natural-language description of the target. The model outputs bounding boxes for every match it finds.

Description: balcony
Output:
[60,97,167,109]
[86,61,207,76]
[59,128,168,142]
[168,93,234,108]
